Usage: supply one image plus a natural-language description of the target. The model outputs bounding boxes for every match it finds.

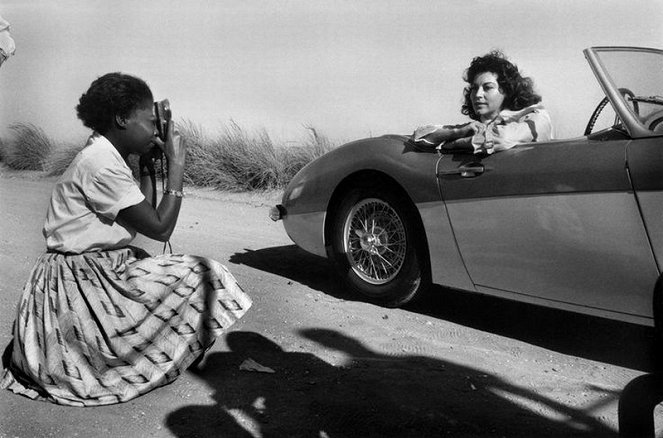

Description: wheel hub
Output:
[357,227,387,255]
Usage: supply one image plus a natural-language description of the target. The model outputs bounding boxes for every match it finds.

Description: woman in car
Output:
[0,72,252,406]
[413,50,553,154]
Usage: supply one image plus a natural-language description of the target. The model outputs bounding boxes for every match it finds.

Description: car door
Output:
[627,137,663,274]
[437,136,659,322]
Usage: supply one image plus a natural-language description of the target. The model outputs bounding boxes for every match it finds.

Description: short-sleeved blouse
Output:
[43,133,145,253]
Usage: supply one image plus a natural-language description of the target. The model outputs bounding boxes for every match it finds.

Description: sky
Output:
[0,0,661,145]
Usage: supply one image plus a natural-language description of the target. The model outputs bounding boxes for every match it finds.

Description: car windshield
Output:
[594,47,663,134]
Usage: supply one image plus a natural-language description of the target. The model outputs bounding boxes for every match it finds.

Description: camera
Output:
[154,99,171,142]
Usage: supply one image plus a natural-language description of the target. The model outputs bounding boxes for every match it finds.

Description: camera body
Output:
[154,99,171,142]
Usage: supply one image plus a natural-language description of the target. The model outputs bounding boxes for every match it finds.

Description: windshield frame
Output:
[584,46,663,139]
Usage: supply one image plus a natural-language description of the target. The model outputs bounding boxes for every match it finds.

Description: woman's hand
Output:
[152,121,186,168]
[413,121,486,145]
[413,125,457,145]
[412,124,440,141]
[463,121,485,137]
[165,121,186,168]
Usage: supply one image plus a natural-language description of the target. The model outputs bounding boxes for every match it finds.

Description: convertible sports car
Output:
[270,46,663,332]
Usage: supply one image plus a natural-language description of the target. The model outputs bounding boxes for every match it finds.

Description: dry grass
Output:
[44,142,86,175]
[0,121,339,191]
[281,125,336,179]
[180,119,336,191]
[0,123,55,171]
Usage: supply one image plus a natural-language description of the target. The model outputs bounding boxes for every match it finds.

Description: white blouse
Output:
[43,134,145,254]
[414,104,554,154]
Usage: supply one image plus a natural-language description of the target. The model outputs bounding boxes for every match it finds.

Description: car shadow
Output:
[229,245,348,299]
[413,285,657,372]
[165,330,618,438]
[230,245,657,373]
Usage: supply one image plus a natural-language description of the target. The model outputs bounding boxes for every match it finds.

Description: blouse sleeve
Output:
[85,166,145,220]
[413,123,474,145]
[473,109,553,154]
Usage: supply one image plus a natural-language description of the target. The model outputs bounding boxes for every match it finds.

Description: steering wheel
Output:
[584,88,639,135]
[646,115,663,132]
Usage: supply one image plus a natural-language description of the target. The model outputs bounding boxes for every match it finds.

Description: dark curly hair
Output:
[461,50,541,120]
[76,72,153,134]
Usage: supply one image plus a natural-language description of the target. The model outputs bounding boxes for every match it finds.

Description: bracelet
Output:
[164,189,185,198]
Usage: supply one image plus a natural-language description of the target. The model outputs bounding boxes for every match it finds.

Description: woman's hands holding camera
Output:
[152,120,185,192]
[163,120,185,168]
[150,121,186,169]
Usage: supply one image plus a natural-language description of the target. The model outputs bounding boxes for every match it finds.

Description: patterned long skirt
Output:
[0,247,252,406]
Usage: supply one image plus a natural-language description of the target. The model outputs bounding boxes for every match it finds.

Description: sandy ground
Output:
[0,169,661,438]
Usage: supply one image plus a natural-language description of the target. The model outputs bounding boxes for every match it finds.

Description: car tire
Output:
[654,275,663,370]
[329,183,429,307]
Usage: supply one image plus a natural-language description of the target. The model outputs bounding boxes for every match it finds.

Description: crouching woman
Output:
[0,72,252,406]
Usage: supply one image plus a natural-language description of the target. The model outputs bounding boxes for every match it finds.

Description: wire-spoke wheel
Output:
[330,184,429,307]
[343,198,407,285]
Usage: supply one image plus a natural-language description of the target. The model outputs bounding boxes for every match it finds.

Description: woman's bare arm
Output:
[117,121,186,242]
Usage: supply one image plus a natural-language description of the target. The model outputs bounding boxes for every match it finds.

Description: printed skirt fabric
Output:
[0,247,252,406]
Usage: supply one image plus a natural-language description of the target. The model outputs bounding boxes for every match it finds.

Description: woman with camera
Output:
[0,72,252,406]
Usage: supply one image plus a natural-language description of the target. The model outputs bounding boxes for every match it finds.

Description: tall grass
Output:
[0,120,339,191]
[180,120,336,191]
[182,120,278,190]
[282,125,336,179]
[1,123,54,171]
[44,142,86,175]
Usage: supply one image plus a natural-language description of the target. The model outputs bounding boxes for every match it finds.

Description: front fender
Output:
[283,135,440,216]
[280,134,475,292]
[281,135,439,257]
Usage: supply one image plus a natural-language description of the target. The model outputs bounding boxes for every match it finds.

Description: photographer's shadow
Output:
[165,330,617,438]
[165,331,341,438]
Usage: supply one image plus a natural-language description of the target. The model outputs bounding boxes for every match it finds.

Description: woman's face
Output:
[470,71,506,122]
[123,99,158,155]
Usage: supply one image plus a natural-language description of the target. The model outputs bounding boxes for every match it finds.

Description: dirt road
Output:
[0,171,659,437]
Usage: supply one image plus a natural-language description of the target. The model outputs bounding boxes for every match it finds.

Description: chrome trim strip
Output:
[474,284,654,327]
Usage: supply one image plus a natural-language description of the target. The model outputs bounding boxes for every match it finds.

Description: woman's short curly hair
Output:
[461,50,541,120]
[76,72,153,134]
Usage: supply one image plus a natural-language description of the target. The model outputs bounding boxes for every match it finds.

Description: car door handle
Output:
[438,162,485,178]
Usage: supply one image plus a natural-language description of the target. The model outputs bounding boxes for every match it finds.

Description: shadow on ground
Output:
[166,330,618,438]
[230,245,657,373]
[229,245,346,298]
